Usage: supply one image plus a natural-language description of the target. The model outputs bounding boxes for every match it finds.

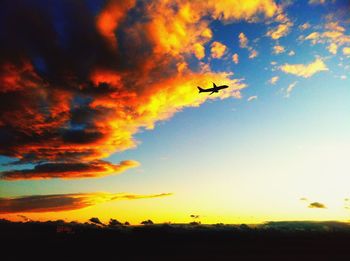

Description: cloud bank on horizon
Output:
[0,0,349,183]
[0,192,172,213]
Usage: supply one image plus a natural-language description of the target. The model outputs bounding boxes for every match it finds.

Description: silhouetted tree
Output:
[190,214,201,225]
[141,219,153,225]
[239,224,250,230]
[89,217,103,226]
[124,221,130,226]
[109,218,122,226]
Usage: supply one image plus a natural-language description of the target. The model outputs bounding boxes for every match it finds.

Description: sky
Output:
[0,0,350,224]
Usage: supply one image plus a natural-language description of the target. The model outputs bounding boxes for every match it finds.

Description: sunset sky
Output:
[0,0,350,224]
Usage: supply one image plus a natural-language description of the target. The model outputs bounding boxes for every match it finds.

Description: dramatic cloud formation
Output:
[211,41,227,59]
[1,160,139,180]
[280,58,328,78]
[0,192,172,213]
[0,0,288,180]
[308,202,327,209]
[2,0,274,179]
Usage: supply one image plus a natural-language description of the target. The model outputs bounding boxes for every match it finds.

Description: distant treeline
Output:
[2,219,350,260]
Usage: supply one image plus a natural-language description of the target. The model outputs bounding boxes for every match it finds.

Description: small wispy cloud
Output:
[269,76,279,85]
[308,202,327,209]
[273,45,285,54]
[308,0,326,5]
[285,81,298,98]
[232,53,239,64]
[239,32,258,59]
[247,96,258,102]
[299,22,311,31]
[266,12,293,40]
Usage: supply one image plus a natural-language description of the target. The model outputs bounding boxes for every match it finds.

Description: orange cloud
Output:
[0,192,172,213]
[269,76,279,85]
[2,0,281,180]
[305,32,321,44]
[327,43,338,54]
[0,160,140,180]
[96,0,136,48]
[232,53,239,64]
[280,58,328,78]
[144,1,212,58]
[266,8,293,40]
[267,22,293,39]
[303,21,350,56]
[0,61,43,93]
[90,69,122,87]
[299,22,310,31]
[210,41,227,58]
[203,0,278,21]
[142,0,278,59]
[193,43,206,59]
[249,49,258,59]
[273,45,285,54]
[239,32,258,59]
[239,32,249,48]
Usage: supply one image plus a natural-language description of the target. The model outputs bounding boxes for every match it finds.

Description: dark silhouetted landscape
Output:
[2,219,350,260]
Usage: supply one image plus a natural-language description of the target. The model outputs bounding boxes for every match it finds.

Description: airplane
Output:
[197,82,229,95]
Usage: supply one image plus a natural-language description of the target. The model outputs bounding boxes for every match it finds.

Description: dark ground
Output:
[2,219,350,260]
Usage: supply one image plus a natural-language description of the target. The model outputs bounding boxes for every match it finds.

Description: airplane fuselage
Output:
[197,83,229,95]
[202,86,228,92]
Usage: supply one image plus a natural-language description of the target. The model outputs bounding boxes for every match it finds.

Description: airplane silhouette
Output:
[197,83,229,95]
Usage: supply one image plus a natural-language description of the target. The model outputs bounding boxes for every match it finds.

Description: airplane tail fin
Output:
[197,86,204,93]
